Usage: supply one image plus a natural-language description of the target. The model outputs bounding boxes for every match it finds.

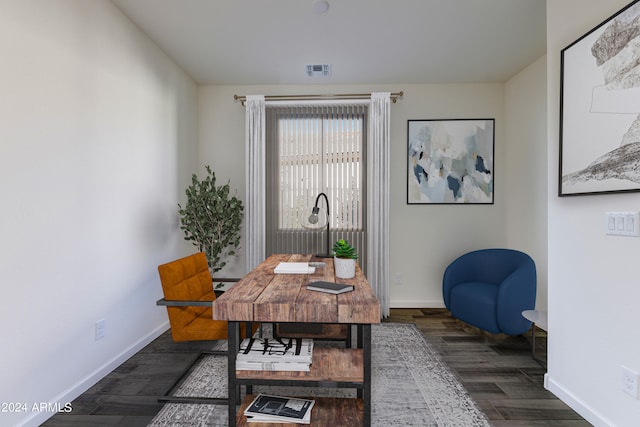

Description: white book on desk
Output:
[274,262,316,274]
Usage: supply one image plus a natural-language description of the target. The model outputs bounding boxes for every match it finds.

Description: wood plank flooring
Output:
[385,309,589,426]
[42,308,589,426]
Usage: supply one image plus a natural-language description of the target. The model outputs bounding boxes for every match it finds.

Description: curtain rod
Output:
[233,91,403,105]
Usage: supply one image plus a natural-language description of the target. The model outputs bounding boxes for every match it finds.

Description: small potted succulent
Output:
[332,239,358,279]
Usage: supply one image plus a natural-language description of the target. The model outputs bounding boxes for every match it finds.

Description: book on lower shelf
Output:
[244,394,314,424]
[306,280,354,294]
[236,360,311,372]
[237,337,313,371]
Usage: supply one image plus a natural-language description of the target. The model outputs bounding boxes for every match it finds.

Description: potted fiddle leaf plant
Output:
[332,239,358,279]
[178,165,243,287]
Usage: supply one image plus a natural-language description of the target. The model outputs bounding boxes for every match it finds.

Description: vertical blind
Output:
[265,104,367,272]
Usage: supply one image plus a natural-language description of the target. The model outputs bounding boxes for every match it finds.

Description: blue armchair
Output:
[442,248,536,336]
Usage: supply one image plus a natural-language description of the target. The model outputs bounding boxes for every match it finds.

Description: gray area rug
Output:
[148,323,491,426]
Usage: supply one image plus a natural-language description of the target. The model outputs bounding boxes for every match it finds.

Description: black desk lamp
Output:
[307,192,331,258]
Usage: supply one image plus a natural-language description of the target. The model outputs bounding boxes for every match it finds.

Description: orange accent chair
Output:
[157,251,253,342]
[156,252,255,403]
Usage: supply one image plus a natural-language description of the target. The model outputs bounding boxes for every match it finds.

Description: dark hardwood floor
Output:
[42,308,589,426]
[385,309,589,426]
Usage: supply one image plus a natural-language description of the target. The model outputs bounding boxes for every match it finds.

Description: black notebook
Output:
[306,281,354,294]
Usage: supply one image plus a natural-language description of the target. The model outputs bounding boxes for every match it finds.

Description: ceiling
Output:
[111,0,546,86]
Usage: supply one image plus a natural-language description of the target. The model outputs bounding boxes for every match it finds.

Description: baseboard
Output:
[545,374,617,427]
[21,321,170,427]
[390,300,446,308]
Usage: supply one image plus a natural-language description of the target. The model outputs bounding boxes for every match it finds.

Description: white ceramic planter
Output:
[334,257,356,279]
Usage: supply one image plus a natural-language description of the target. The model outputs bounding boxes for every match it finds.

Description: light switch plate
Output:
[605,212,640,237]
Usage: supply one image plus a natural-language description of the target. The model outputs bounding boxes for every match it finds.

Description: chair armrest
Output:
[156,298,212,307]
[443,254,483,309]
[212,277,240,295]
[157,279,239,307]
[496,262,536,335]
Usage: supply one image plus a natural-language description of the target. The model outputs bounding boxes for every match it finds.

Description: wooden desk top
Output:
[212,254,380,324]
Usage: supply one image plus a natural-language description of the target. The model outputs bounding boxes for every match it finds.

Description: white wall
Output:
[199,83,516,308]
[0,2,197,426]
[547,1,640,426]
[505,55,549,310]
[390,85,507,307]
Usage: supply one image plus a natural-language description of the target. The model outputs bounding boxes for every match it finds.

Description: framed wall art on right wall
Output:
[559,0,640,196]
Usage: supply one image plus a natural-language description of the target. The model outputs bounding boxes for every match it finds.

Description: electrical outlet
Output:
[621,366,639,399]
[95,319,106,341]
[394,273,403,286]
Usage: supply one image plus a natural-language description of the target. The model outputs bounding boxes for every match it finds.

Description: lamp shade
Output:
[299,206,328,229]
[298,192,331,258]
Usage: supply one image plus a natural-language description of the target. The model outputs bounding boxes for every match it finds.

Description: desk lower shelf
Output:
[236,348,363,383]
[237,395,364,427]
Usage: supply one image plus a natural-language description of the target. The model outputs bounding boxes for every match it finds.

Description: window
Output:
[265,104,367,267]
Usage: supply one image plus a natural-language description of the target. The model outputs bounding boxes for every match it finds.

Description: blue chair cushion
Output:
[450,282,500,334]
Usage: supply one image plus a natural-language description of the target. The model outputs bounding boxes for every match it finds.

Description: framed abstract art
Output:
[407,119,494,204]
[560,0,640,196]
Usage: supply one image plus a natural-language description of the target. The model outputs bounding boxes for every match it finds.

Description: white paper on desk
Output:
[274,262,316,274]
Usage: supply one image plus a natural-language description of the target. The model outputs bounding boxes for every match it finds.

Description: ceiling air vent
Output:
[306,64,331,77]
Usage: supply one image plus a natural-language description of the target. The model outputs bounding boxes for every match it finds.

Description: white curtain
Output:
[367,92,391,318]
[245,95,266,271]
[245,93,391,318]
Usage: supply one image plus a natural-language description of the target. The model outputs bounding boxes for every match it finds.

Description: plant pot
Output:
[334,257,356,279]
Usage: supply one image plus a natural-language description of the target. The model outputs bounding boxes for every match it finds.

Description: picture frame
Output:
[559,0,640,197]
[407,119,494,204]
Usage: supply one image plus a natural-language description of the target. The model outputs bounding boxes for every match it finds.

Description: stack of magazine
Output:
[244,394,314,424]
[236,337,314,371]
